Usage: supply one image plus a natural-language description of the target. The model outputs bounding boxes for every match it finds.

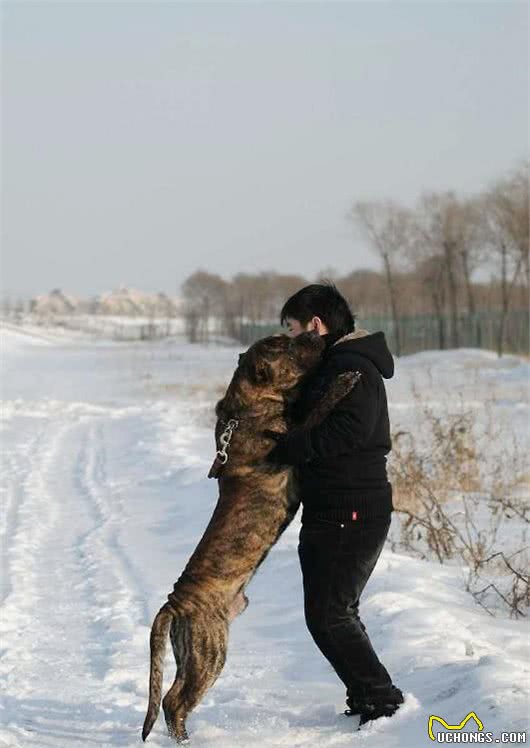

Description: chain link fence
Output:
[238,310,529,356]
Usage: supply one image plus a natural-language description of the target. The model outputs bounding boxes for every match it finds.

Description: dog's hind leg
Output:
[163,611,229,742]
[162,677,188,743]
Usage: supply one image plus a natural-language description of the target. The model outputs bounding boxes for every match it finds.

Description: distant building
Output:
[30,288,78,315]
[90,287,180,316]
[28,286,181,317]
[92,286,143,315]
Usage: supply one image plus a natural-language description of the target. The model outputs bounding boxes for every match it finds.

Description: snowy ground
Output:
[1,325,529,747]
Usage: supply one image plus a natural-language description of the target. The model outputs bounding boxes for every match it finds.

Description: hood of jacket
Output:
[322,329,394,379]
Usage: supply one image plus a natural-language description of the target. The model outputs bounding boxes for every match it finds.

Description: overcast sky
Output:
[1,1,527,299]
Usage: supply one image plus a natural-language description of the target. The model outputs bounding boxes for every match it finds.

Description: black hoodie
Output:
[269,329,395,520]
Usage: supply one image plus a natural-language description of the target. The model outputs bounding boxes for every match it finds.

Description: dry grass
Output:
[388,386,529,618]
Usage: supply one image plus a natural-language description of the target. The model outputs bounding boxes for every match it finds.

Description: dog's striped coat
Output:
[142,333,360,743]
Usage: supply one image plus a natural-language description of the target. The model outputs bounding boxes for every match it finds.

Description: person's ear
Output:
[310,316,327,335]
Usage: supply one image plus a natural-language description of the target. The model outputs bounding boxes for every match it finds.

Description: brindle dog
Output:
[142,332,360,743]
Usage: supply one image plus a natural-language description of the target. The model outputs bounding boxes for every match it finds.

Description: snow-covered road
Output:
[1,327,528,747]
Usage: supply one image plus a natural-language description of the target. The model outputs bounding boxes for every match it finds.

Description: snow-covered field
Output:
[1,324,529,747]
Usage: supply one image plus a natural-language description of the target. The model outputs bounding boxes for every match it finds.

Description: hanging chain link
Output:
[215,418,239,464]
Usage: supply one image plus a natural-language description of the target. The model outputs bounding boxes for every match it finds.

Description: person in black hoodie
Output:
[265,284,405,728]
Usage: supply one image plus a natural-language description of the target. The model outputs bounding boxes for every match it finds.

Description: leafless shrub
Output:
[388,388,529,618]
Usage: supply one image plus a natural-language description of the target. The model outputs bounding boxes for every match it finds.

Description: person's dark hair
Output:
[280,283,355,337]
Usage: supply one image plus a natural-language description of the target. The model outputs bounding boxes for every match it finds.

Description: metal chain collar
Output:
[215,418,239,465]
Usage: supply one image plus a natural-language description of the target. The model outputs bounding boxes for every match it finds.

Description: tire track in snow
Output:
[72,418,149,682]
[0,446,27,608]
[0,408,153,747]
[0,418,56,606]
[0,416,71,674]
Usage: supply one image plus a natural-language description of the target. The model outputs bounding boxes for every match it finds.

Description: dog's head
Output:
[237,331,325,391]
[215,332,325,423]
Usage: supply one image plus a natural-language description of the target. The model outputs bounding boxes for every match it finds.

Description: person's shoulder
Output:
[326,347,376,377]
[324,330,394,381]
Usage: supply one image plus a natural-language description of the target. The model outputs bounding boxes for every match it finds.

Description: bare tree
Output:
[411,193,486,346]
[416,254,448,348]
[457,198,485,316]
[416,192,471,348]
[231,273,269,328]
[508,162,530,291]
[269,273,307,325]
[480,164,529,356]
[181,271,226,343]
[350,200,411,355]
[337,269,388,320]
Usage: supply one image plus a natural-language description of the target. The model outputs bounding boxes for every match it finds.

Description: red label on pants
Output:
[352,511,358,520]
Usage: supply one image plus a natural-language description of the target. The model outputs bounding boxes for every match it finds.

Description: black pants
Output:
[298,513,395,701]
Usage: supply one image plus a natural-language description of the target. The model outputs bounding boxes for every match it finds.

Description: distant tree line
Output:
[182,163,528,356]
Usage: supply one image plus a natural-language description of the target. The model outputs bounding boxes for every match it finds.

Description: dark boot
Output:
[344,687,367,716]
[358,685,404,726]
[345,683,403,717]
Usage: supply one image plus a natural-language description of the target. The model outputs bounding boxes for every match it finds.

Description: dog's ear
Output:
[244,349,273,385]
[247,357,273,385]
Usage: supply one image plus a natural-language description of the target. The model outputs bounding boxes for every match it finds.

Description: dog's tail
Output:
[142,603,175,742]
